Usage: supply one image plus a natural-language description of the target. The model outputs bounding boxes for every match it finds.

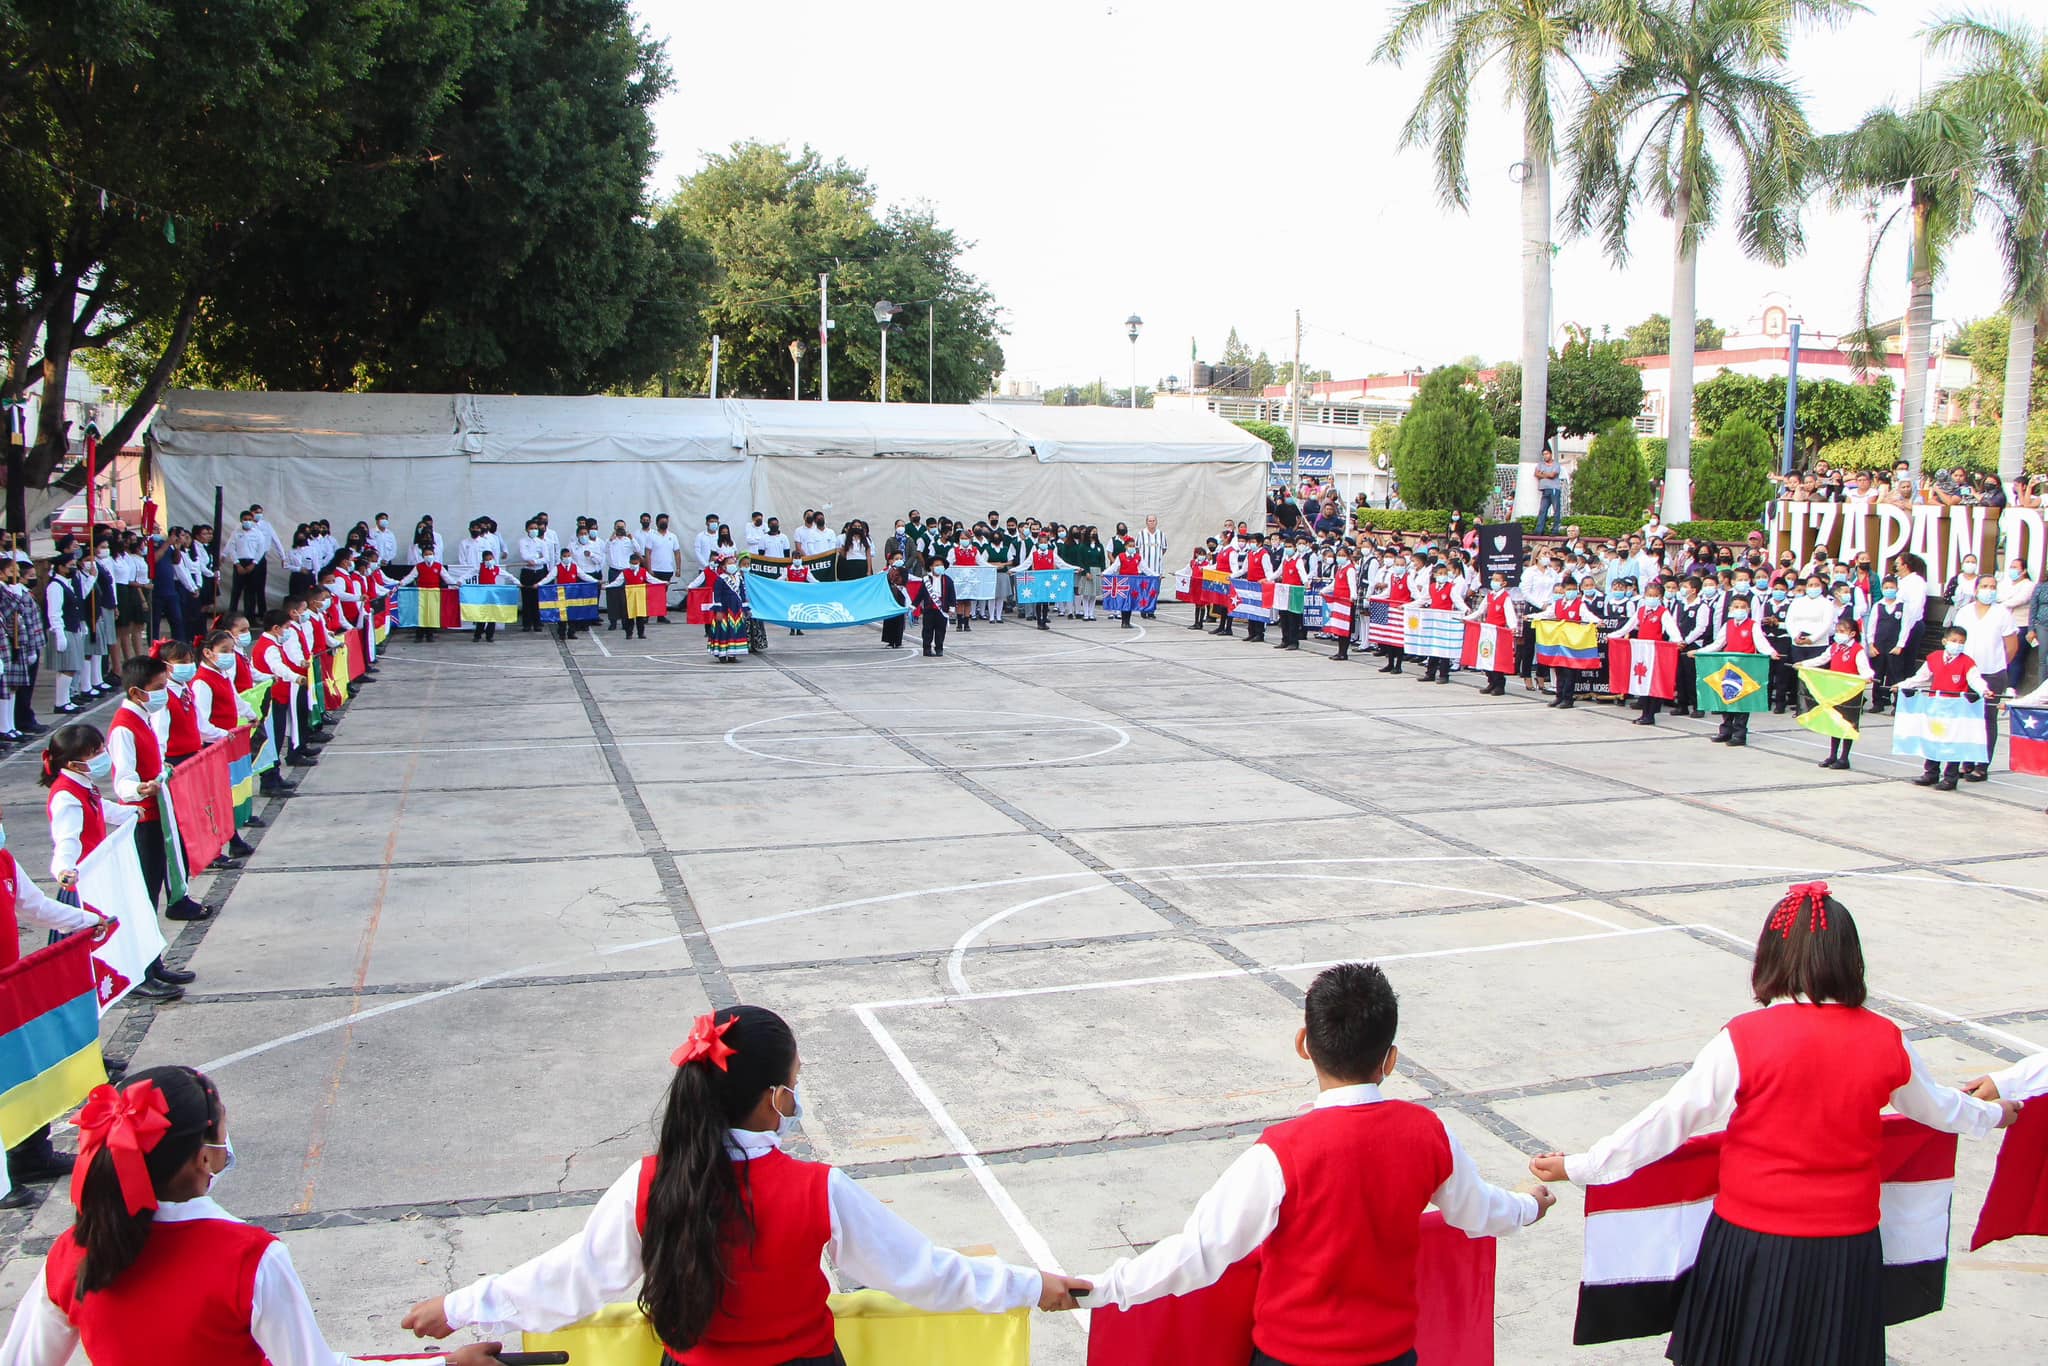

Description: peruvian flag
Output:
[1461,621,1514,672]
[1606,639,1677,700]
[1972,1099,2048,1249]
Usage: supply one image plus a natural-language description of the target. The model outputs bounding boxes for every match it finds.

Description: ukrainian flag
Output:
[521,1292,1029,1366]
[0,933,107,1147]
[459,583,521,624]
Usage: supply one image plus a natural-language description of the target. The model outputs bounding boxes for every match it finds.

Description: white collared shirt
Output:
[442,1128,1040,1334]
[645,531,679,574]
[107,699,169,804]
[48,775,140,879]
[1088,1082,1538,1311]
[0,1196,442,1366]
[1990,1051,2048,1103]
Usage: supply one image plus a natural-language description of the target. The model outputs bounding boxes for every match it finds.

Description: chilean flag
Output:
[1606,638,1677,700]
[2007,706,2048,776]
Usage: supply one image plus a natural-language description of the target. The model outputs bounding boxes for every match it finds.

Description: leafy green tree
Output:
[1619,312,1726,356]
[1691,372,1893,460]
[1480,362,1522,440]
[1691,412,1775,518]
[1390,367,1496,512]
[1950,313,2048,422]
[1566,0,1851,522]
[1547,334,1646,437]
[1571,420,1654,517]
[1929,13,2048,481]
[1233,419,1295,464]
[1819,100,1987,481]
[1378,0,1645,514]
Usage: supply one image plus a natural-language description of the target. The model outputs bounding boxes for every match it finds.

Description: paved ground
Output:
[2,603,2046,1363]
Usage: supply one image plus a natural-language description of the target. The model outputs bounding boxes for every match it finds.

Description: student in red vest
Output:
[158,641,255,866]
[1239,531,1271,643]
[471,550,511,643]
[251,609,323,770]
[948,535,977,634]
[1808,616,1875,771]
[1607,575,1686,725]
[106,655,211,933]
[1271,534,1310,650]
[390,548,450,643]
[1702,591,1778,746]
[551,548,586,642]
[1026,532,1060,631]
[0,1066,502,1365]
[1531,884,2016,1366]
[1088,964,1551,1366]
[1897,624,1991,791]
[404,1006,1087,1361]
[1111,540,1144,629]
[1533,576,1598,709]
[1465,566,1519,693]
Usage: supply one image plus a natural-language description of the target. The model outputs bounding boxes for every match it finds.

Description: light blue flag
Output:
[1013,569,1075,604]
[1892,692,1990,764]
[745,573,910,628]
[946,565,996,601]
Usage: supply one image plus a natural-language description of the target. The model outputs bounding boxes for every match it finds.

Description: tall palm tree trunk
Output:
[1999,304,2038,483]
[1901,203,1936,483]
[1514,138,1552,517]
[1663,188,1697,522]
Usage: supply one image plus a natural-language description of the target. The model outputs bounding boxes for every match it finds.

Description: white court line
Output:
[867,924,1695,1012]
[725,708,1130,773]
[1691,923,2047,1055]
[586,630,613,659]
[324,725,1125,759]
[853,1005,1080,1305]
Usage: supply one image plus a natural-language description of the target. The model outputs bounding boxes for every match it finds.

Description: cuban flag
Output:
[1892,692,1990,764]
[2008,706,2048,776]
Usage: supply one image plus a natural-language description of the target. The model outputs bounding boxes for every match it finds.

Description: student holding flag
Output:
[1945,572,2021,783]
[1899,625,1993,792]
[1530,884,2015,1366]
[107,656,212,935]
[1607,576,1684,725]
[1535,577,1598,710]
[1086,963,1551,1366]
[1702,593,1777,748]
[1803,618,1875,771]
[1464,568,1517,693]
[402,1005,1084,1359]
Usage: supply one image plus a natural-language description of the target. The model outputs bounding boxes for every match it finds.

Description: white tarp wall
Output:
[150,392,1268,576]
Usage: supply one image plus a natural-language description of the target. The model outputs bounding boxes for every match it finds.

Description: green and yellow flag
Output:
[1694,651,1770,714]
[1796,666,1867,740]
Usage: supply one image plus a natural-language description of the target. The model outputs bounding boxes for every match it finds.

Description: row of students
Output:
[5,887,2026,1366]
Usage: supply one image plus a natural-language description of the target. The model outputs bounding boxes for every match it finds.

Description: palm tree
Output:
[1564,0,1856,522]
[1817,101,1987,482]
[1928,12,2048,483]
[1375,0,1644,518]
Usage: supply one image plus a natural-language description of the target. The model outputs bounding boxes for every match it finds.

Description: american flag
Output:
[1367,597,1405,647]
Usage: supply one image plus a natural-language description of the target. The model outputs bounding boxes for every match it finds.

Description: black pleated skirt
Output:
[1668,1213,1883,1366]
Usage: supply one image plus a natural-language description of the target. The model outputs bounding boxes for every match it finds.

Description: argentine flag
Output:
[1892,693,1989,764]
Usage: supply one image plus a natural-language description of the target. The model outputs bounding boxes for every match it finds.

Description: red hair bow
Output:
[72,1081,173,1215]
[1768,881,1831,938]
[672,1013,737,1071]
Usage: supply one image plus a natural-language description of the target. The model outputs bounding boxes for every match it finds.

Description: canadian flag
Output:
[1606,638,1677,699]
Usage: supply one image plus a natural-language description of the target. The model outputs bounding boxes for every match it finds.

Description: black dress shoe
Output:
[1912,772,1940,786]
[0,1185,33,1209]
[151,963,198,984]
[209,858,245,872]
[8,1151,74,1185]
[243,815,267,828]
[165,899,213,922]
[1962,767,1989,782]
[132,978,185,1002]
[1936,776,1959,791]
[228,836,256,857]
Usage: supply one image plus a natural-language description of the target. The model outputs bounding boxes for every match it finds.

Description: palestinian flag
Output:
[1574,1116,1955,1345]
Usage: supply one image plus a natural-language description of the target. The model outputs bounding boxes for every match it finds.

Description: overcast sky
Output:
[638,0,2008,389]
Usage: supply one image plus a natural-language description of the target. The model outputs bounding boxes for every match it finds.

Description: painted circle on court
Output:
[724,707,1130,772]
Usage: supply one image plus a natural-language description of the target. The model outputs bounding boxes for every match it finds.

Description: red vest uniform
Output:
[1716,1006,1911,1237]
[413,561,446,590]
[634,1152,835,1366]
[164,686,203,760]
[1030,548,1057,571]
[47,773,108,862]
[232,650,254,694]
[1482,589,1511,626]
[1553,597,1587,623]
[1427,582,1453,610]
[46,1217,278,1366]
[1118,552,1142,575]
[324,597,347,635]
[1386,572,1412,607]
[556,563,582,584]
[1253,1103,1454,1366]
[251,636,292,704]
[1924,650,1976,694]
[1278,557,1304,588]
[621,566,648,587]
[953,546,980,567]
[1827,641,1864,673]
[200,666,242,732]
[0,851,28,969]
[108,707,164,824]
[1243,551,1268,583]
[476,563,504,586]
[1725,619,1759,652]
[1635,604,1666,639]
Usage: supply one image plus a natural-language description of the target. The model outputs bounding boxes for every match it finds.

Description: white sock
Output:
[54,675,71,709]
[82,658,99,691]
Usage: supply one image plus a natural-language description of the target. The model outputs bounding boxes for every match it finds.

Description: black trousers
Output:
[1556,668,1581,705]
[135,818,168,911]
[231,564,264,618]
[921,611,948,654]
[1980,669,2010,767]
[13,661,37,730]
[1278,610,1302,647]
[1252,1350,1414,1366]
[1246,616,1266,641]
[1423,655,1450,680]
[519,568,547,630]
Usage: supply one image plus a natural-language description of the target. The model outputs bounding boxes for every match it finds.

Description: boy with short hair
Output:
[1088,963,1550,1366]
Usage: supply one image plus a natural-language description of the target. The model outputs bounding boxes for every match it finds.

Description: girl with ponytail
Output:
[0,1066,504,1365]
[406,1005,1088,1364]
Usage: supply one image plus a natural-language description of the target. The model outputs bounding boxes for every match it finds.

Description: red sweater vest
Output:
[251,636,292,703]
[1635,605,1666,638]
[47,1217,277,1366]
[634,1152,836,1366]
[1253,1103,1454,1366]
[48,773,108,863]
[1827,641,1864,673]
[165,687,203,760]
[1716,1006,1910,1237]
[477,563,504,585]
[1924,651,1976,694]
[556,563,582,584]
[1724,619,1758,652]
[1427,582,1453,609]
[0,852,25,969]
[108,707,163,823]
[200,666,242,731]
[413,561,446,589]
[1118,553,1142,575]
[232,650,254,693]
[1554,597,1587,622]
[1244,553,1268,583]
[1278,558,1304,587]
[1482,590,1510,626]
[1386,573,1412,607]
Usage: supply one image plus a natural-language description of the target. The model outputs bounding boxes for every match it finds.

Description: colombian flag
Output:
[521,1292,1029,1366]
[1534,619,1602,670]
[459,583,521,624]
[0,933,107,1147]
[396,587,463,630]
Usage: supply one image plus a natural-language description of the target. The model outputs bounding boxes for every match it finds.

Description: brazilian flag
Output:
[1694,651,1769,714]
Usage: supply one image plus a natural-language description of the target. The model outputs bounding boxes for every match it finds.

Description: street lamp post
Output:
[1125,314,1144,409]
[789,339,806,400]
[874,300,902,403]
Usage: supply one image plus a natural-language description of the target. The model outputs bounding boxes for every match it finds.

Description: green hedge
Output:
[1349,508,1756,542]
[1819,419,2048,476]
[1353,509,1451,533]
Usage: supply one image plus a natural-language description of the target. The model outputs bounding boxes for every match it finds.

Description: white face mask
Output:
[772,1083,804,1139]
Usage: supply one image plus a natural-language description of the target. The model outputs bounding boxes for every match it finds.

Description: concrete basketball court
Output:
[3,601,2046,1364]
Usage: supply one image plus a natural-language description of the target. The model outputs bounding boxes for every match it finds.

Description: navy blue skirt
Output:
[1667,1213,1883,1366]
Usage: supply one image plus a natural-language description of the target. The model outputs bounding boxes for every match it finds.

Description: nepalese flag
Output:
[2007,706,2048,776]
[539,580,602,623]
[0,932,106,1147]
[1461,620,1514,672]
[1972,1098,2048,1249]
[1085,1215,1497,1366]
[1229,579,1275,623]
[1199,568,1234,608]
[1693,651,1769,713]
[1606,638,1678,699]
[458,582,521,624]
[1573,1116,1955,1346]
[1534,619,1602,670]
[1892,692,1990,764]
[1404,606,1465,661]
[1366,597,1405,647]
[395,586,463,630]
[1101,574,1161,613]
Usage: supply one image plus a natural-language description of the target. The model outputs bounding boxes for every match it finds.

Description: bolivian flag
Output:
[0,932,107,1147]
[459,583,521,624]
[325,643,351,708]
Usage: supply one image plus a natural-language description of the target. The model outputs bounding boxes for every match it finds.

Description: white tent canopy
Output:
[150,392,1268,575]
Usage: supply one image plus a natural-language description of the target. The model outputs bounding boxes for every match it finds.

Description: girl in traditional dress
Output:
[707,554,750,664]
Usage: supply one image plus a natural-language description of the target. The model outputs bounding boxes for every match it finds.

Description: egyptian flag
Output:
[1971,1099,2048,1249]
[1086,1214,1496,1366]
[1574,1116,1956,1345]
[1461,621,1513,672]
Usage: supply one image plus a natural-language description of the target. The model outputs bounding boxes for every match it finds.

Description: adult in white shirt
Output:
[744,512,770,558]
[603,522,638,573]
[571,530,606,580]
[1780,576,1839,663]
[244,505,290,612]
[693,514,724,577]
[368,513,399,565]
[757,517,792,560]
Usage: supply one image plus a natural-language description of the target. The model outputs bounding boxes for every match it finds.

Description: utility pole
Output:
[1780,322,1802,476]
[927,304,935,402]
[710,335,720,399]
[1290,308,1303,478]
[818,273,833,402]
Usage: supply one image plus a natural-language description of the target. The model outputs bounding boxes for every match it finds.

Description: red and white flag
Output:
[1971,1099,2048,1249]
[1461,621,1513,672]
[1574,1116,1955,1345]
[1606,638,1678,700]
[73,822,166,1014]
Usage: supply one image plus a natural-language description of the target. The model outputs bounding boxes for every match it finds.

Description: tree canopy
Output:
[1390,367,1496,513]
[1691,371,1892,461]
[1571,419,1653,518]
[1619,313,1727,357]
[1691,412,1775,519]
[1548,333,1646,438]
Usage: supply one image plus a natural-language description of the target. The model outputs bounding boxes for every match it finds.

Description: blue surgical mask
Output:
[1805,587,1822,598]
[86,752,113,782]
[1881,586,1897,600]
[143,688,169,713]
[203,1134,235,1188]
[169,662,197,684]
[1978,588,1997,604]
[235,632,253,649]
